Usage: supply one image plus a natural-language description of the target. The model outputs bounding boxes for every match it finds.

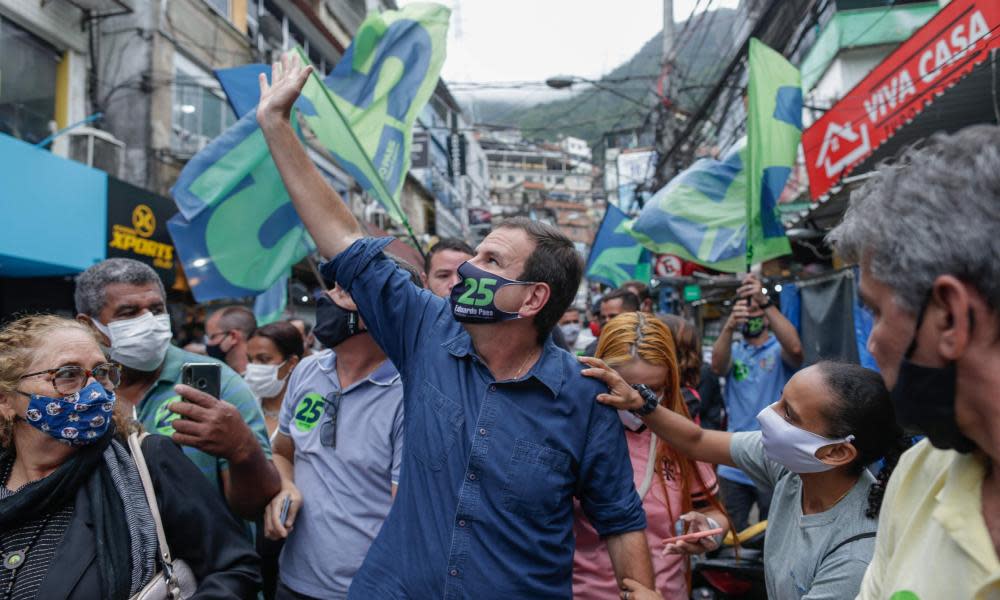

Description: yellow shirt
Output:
[858,439,1000,600]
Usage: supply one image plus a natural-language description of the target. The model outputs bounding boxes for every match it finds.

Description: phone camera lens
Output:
[196,377,208,389]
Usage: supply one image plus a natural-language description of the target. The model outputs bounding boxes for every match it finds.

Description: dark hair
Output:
[620,280,651,303]
[601,289,641,312]
[497,217,584,343]
[816,361,913,519]
[425,237,474,273]
[215,306,257,339]
[251,321,305,360]
[659,314,702,388]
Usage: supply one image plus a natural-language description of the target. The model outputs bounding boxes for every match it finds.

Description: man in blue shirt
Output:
[257,54,654,599]
[711,274,803,530]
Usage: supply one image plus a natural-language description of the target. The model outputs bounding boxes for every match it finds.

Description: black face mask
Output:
[889,296,976,453]
[742,316,766,339]
[205,340,228,361]
[313,295,366,349]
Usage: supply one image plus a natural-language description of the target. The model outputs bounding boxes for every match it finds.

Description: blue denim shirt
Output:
[322,238,645,599]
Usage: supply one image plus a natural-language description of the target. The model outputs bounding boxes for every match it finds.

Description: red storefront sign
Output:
[803,0,1000,199]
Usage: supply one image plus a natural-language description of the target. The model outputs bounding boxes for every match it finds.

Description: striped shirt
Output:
[0,458,73,600]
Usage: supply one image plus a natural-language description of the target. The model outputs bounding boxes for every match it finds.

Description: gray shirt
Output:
[730,432,878,600]
[278,349,404,598]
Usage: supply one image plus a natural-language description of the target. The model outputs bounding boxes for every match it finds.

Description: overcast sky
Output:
[398,0,741,94]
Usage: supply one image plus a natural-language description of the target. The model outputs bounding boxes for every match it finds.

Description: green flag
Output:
[295,3,450,226]
[745,38,801,266]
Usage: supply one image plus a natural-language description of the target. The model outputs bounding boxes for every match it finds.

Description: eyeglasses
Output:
[203,330,234,345]
[19,362,122,395]
[320,391,342,448]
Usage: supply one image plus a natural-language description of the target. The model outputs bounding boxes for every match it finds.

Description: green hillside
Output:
[467,8,738,145]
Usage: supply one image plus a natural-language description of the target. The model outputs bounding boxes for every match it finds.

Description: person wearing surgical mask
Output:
[588,360,911,600]
[557,307,584,351]
[74,258,279,521]
[573,313,729,600]
[246,321,304,439]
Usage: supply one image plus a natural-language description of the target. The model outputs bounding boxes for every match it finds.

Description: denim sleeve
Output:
[218,366,272,473]
[321,237,449,372]
[577,399,647,537]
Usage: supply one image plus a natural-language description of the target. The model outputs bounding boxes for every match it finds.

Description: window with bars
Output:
[171,53,236,156]
[0,17,60,144]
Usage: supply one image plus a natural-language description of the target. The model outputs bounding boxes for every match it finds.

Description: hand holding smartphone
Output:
[661,527,724,545]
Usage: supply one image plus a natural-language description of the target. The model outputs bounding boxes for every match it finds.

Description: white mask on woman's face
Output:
[757,404,855,473]
[244,362,287,399]
[91,312,172,372]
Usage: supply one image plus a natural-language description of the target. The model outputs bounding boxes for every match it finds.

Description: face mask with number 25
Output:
[449,261,536,324]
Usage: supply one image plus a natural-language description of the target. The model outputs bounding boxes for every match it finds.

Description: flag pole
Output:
[294,47,427,262]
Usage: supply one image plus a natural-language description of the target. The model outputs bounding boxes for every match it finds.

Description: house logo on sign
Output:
[814,121,872,179]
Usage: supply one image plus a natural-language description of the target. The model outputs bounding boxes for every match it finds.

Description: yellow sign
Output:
[108,203,173,270]
[132,205,156,237]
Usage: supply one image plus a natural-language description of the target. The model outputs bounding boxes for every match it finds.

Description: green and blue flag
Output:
[586,203,651,288]
[168,3,449,301]
[626,39,800,272]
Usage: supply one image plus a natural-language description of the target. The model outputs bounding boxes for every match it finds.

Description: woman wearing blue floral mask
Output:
[0,315,259,600]
[583,360,911,600]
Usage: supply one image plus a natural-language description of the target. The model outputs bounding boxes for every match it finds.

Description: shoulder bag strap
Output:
[127,432,175,570]
[821,531,877,562]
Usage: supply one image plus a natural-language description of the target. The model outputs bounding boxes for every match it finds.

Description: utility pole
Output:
[651,0,675,195]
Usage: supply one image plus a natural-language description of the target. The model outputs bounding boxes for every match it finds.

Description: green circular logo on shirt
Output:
[890,592,920,600]
[293,393,326,432]
[152,396,183,435]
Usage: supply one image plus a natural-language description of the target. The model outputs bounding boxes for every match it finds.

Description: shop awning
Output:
[802,0,1000,201]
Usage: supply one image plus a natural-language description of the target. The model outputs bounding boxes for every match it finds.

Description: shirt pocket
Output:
[410,381,464,471]
[502,439,572,518]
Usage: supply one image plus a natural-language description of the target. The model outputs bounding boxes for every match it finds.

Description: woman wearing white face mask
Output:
[583,360,912,600]
[245,322,303,439]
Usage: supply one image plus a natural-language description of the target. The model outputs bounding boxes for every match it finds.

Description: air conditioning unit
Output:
[67,127,125,178]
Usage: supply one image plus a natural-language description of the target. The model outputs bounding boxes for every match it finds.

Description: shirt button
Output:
[450,569,459,577]
[489,384,497,392]
[458,519,466,527]
[468,472,476,481]
[479,428,487,436]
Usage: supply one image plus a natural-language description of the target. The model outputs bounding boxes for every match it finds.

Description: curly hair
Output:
[815,361,913,518]
[0,314,135,448]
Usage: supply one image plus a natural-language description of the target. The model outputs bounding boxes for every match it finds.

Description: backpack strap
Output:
[822,532,877,562]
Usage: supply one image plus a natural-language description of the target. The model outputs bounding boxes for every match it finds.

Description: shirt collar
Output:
[157,345,185,386]
[441,329,565,396]
[320,349,400,389]
[932,450,998,573]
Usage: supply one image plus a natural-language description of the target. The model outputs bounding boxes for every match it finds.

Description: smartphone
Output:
[279,495,292,525]
[662,527,725,545]
[181,362,221,399]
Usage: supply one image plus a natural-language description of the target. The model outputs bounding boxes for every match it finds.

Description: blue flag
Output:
[168,4,450,302]
[254,271,288,325]
[586,203,651,288]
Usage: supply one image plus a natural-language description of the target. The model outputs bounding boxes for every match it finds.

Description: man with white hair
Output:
[827,125,1000,599]
[75,258,280,518]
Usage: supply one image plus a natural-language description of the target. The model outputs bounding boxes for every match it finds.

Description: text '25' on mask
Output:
[450,261,536,324]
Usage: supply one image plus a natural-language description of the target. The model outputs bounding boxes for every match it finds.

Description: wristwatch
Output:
[759,297,774,309]
[630,384,660,416]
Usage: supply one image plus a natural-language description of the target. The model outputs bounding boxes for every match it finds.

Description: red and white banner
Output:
[803,0,1000,199]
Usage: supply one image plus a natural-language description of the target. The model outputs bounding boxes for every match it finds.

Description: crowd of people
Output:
[0,51,998,600]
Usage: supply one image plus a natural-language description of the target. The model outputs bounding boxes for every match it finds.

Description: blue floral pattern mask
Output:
[24,381,116,445]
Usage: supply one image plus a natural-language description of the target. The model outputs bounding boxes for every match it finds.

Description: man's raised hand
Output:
[257,52,313,127]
